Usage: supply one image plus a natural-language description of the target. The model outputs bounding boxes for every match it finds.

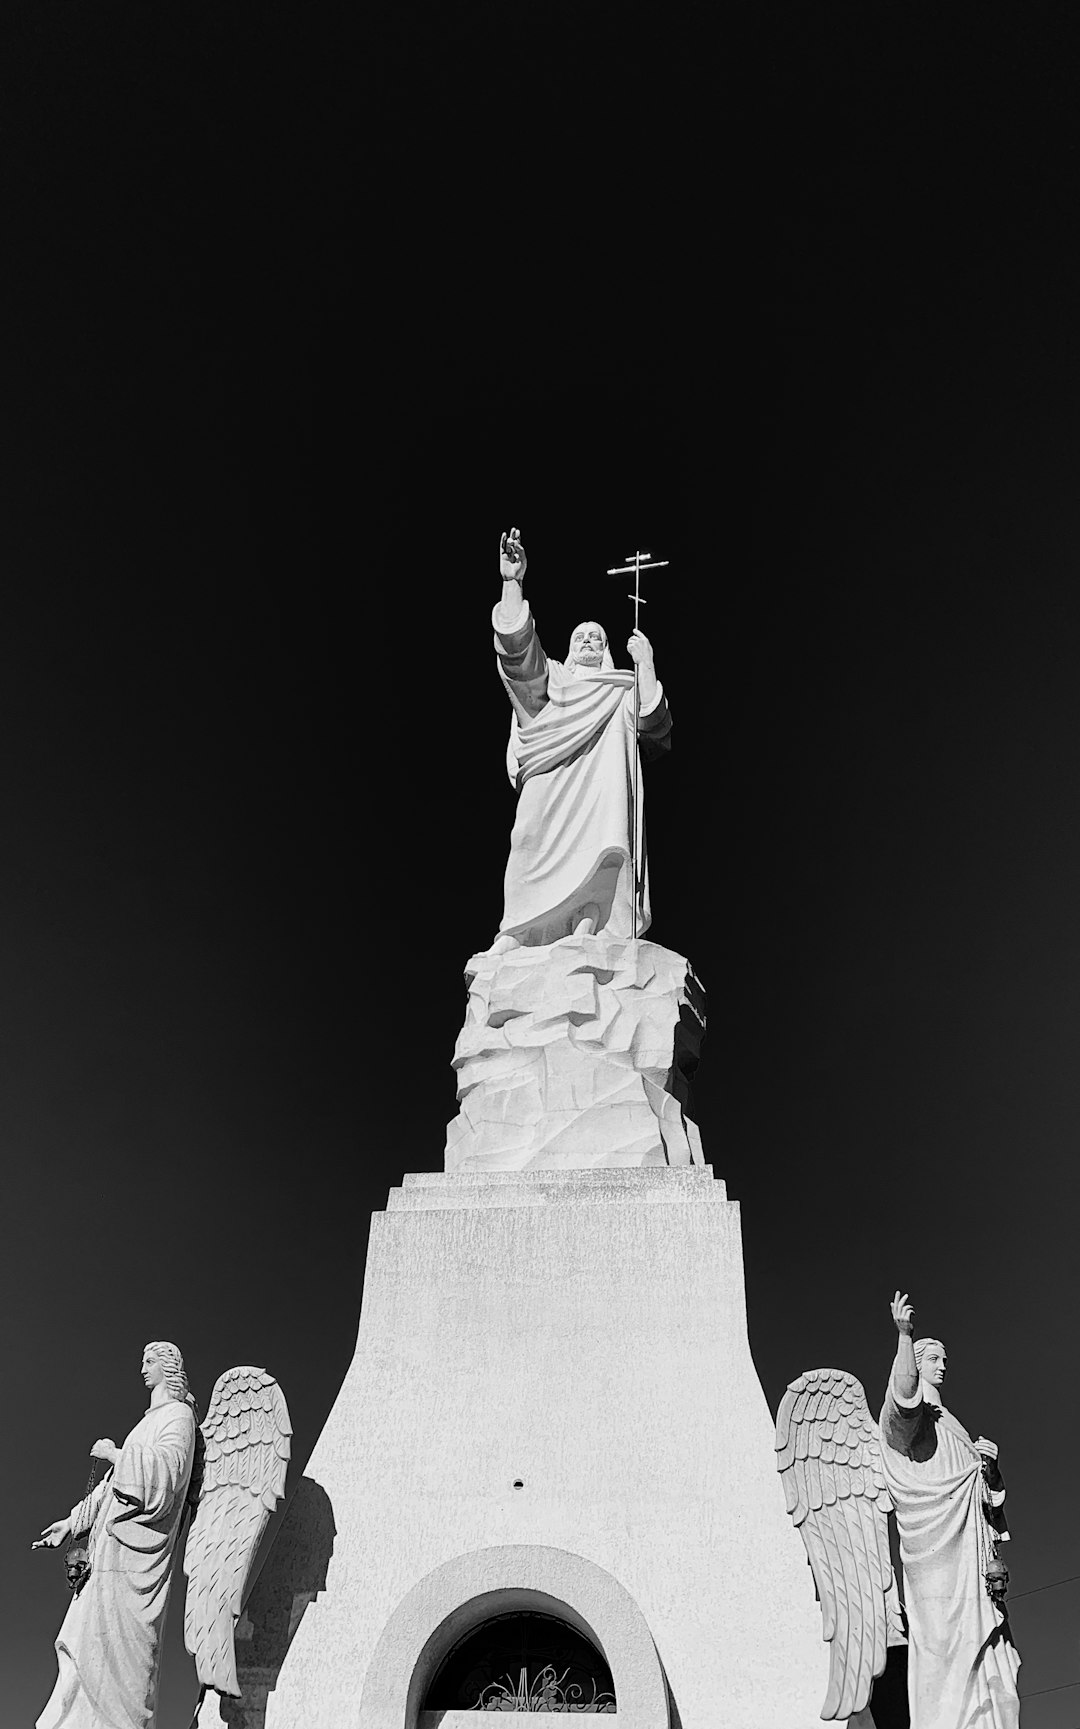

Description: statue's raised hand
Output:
[891,1291,914,1334]
[33,1517,72,1550]
[90,1437,119,1466]
[499,527,526,584]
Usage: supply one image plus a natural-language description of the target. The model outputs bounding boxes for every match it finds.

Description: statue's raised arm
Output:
[493,527,549,723]
[497,525,527,607]
[490,526,672,952]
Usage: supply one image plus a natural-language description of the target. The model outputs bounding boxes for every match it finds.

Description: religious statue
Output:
[34,1342,199,1729]
[776,1293,1020,1729]
[34,1343,291,1728]
[491,527,671,950]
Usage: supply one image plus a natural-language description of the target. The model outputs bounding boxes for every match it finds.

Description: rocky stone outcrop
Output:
[444,936,705,1171]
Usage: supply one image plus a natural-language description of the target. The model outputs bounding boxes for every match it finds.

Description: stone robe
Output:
[494,598,671,944]
[38,1398,197,1729]
[879,1377,1019,1729]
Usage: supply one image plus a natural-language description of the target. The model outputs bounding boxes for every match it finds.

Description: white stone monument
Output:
[778,1293,1021,1729]
[33,1348,291,1729]
[215,534,832,1726]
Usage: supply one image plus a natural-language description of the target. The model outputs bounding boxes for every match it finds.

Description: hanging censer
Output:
[984,1542,1009,1606]
[64,1462,101,1595]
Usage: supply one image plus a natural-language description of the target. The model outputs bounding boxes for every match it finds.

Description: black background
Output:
[5,4,1080,1722]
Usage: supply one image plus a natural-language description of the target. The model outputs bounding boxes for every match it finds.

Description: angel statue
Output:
[776,1292,1021,1729]
[33,1342,199,1729]
[33,1343,290,1729]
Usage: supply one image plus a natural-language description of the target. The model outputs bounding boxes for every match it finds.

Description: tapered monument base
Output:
[225,1165,833,1728]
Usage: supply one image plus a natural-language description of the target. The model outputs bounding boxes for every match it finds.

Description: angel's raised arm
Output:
[889,1290,919,1400]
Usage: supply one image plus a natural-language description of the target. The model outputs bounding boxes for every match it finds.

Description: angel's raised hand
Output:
[499,526,527,583]
[890,1291,914,1334]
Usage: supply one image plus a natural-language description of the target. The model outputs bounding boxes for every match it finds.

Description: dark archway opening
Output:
[422,1609,617,1712]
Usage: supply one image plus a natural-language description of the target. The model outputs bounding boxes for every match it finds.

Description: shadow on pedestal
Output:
[214,1476,337,1729]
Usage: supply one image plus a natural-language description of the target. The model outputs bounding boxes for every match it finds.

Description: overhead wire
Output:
[1018,1678,1080,1699]
[1009,1572,1080,1604]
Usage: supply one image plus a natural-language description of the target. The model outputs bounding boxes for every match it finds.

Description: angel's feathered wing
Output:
[776,1367,904,1721]
[183,1366,292,1697]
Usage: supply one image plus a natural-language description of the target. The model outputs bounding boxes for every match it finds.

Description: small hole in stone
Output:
[513,1479,525,1489]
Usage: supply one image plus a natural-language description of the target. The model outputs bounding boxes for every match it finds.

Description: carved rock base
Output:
[444,936,705,1172]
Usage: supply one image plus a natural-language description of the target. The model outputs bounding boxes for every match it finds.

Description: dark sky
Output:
[5,5,1080,1724]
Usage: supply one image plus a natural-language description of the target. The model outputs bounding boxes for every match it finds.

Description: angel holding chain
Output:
[33,1341,290,1727]
[776,1292,1020,1729]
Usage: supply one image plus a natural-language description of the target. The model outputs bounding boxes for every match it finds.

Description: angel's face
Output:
[141,1349,165,1389]
[920,1344,947,1388]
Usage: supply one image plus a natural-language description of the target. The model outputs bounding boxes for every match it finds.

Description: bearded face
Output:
[568,621,607,668]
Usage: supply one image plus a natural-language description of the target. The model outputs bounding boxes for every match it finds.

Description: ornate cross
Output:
[605,549,670,632]
[605,550,669,938]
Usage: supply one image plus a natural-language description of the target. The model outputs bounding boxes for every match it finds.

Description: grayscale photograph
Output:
[4,6,1079,1727]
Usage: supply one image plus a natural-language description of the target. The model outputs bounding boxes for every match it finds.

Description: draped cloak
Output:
[38,1399,197,1729]
[878,1379,1019,1729]
[494,598,671,944]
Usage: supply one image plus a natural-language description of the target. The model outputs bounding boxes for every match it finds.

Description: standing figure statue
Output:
[776,1292,1020,1729]
[879,1291,1019,1729]
[34,1348,291,1728]
[33,1342,198,1729]
[491,527,672,950]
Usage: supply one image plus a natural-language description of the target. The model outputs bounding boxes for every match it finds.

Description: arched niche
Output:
[358,1544,670,1727]
[423,1603,616,1712]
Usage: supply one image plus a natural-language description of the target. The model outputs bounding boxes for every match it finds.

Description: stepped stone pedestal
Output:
[225,941,833,1728]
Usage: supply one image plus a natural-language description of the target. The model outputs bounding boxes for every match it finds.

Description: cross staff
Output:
[605,550,669,938]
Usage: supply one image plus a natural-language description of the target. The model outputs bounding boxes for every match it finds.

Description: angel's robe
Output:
[878,1376,1019,1729]
[37,1398,197,1729]
[494,597,672,944]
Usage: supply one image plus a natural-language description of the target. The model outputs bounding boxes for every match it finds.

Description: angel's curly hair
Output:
[913,1336,946,1373]
[144,1340,194,1408]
